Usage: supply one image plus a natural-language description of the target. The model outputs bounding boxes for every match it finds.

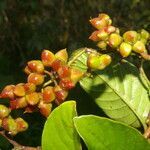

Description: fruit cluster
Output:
[0,49,84,135]
[89,13,149,58]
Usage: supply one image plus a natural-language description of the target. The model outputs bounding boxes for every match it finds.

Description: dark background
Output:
[0,0,149,149]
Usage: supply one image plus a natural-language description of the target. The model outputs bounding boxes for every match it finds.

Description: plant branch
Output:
[0,130,41,150]
[140,52,150,61]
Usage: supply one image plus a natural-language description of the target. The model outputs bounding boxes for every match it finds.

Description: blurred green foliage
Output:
[0,0,149,149]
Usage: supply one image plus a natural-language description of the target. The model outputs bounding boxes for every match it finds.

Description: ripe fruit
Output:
[28,60,44,74]
[55,49,68,63]
[42,86,55,103]
[57,65,71,78]
[0,105,10,119]
[132,41,146,53]
[26,92,40,105]
[0,85,15,99]
[119,42,132,57]
[59,78,75,90]
[15,118,28,132]
[51,59,64,72]
[38,101,52,117]
[14,84,25,97]
[41,50,55,66]
[123,31,138,44]
[108,33,122,48]
[28,73,44,85]
[24,83,36,94]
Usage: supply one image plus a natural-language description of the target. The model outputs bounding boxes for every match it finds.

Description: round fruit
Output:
[119,42,132,57]
[28,73,44,85]
[0,105,10,119]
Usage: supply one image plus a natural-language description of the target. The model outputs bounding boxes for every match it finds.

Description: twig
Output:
[0,130,41,150]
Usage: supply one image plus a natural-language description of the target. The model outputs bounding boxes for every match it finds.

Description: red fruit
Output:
[0,85,15,99]
[14,84,25,97]
[24,83,36,94]
[42,86,55,103]
[28,60,44,74]
[28,73,44,85]
[41,50,55,66]
[51,59,64,72]
[53,86,68,104]
[26,92,40,106]
[59,78,75,90]
[38,101,52,117]
[15,118,28,132]
[57,65,71,78]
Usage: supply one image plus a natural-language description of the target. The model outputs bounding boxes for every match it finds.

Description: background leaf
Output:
[42,101,81,150]
[74,115,150,150]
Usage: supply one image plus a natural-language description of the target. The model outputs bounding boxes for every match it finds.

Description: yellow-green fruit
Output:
[98,54,112,70]
[87,54,101,70]
[140,29,149,40]
[97,29,108,40]
[108,33,122,48]
[55,49,68,63]
[15,118,28,132]
[0,105,10,119]
[123,31,138,44]
[119,42,132,57]
[97,41,107,50]
[0,119,2,127]
[132,41,146,53]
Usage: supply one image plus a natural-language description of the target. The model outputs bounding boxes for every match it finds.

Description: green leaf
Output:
[80,61,150,129]
[74,115,150,150]
[42,101,81,150]
[69,48,150,129]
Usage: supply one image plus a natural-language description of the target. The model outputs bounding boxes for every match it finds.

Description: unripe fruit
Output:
[41,50,55,66]
[104,26,116,34]
[70,68,84,84]
[42,86,55,103]
[0,85,15,99]
[97,41,107,50]
[55,49,68,63]
[14,84,25,97]
[98,13,112,25]
[119,42,132,57]
[15,118,28,132]
[97,29,108,40]
[108,33,122,48]
[0,105,10,119]
[89,30,101,42]
[87,54,101,70]
[2,117,18,135]
[26,92,40,105]
[57,65,71,78]
[24,83,36,94]
[59,78,75,90]
[51,59,64,72]
[16,97,28,109]
[123,31,138,44]
[28,73,44,85]
[140,29,149,40]
[89,17,109,30]
[38,101,52,117]
[28,60,44,74]
[132,41,146,53]
[53,85,68,104]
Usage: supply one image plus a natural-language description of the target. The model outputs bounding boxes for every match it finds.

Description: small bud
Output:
[28,73,44,85]
[0,85,15,99]
[108,33,122,48]
[123,31,138,44]
[0,105,10,119]
[97,41,107,50]
[41,50,56,67]
[119,42,132,57]
[38,101,52,117]
[42,86,55,103]
[14,84,25,97]
[55,49,68,63]
[28,60,44,74]
[26,92,40,105]
[15,118,28,132]
[132,41,146,53]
